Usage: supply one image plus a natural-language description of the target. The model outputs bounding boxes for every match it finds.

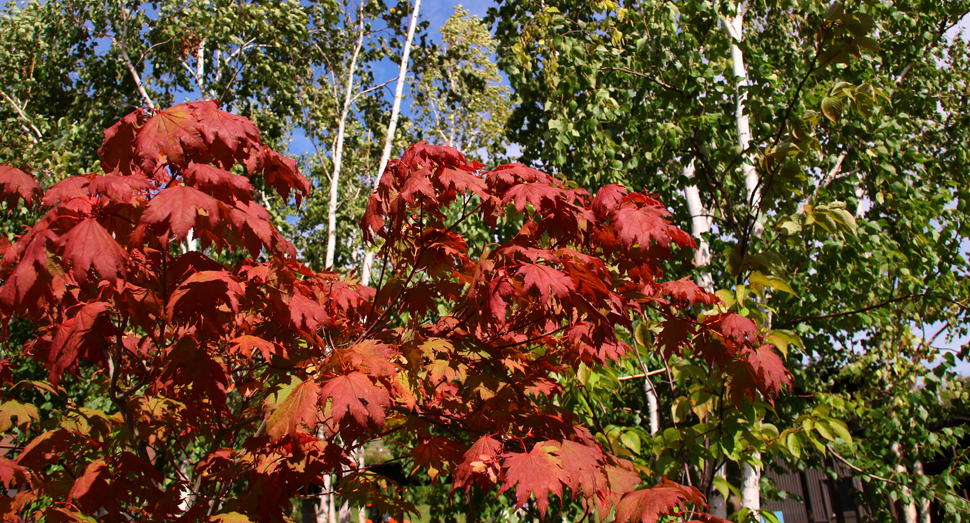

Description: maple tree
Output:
[0,101,791,521]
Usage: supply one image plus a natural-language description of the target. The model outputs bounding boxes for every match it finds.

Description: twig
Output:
[896,10,970,86]
[602,66,685,96]
[0,89,42,141]
[108,9,156,109]
[778,293,920,327]
[617,369,666,381]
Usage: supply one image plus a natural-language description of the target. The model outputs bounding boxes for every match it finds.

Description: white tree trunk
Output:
[645,378,659,436]
[724,9,764,513]
[741,452,761,512]
[723,10,763,239]
[914,460,930,523]
[892,442,917,523]
[361,0,422,282]
[682,159,714,293]
[710,464,728,519]
[324,13,367,269]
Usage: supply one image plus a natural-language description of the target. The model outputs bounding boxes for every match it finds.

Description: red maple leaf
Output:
[704,312,761,345]
[0,456,27,489]
[319,372,390,431]
[166,270,243,325]
[400,175,437,204]
[0,231,59,315]
[550,439,604,497]
[658,317,696,358]
[725,345,791,406]
[436,165,487,198]
[60,218,128,284]
[154,338,230,411]
[660,278,719,307]
[454,434,504,491]
[289,291,330,332]
[68,459,114,513]
[592,184,627,218]
[184,163,253,202]
[99,109,147,176]
[0,165,42,209]
[613,202,673,250]
[499,443,564,515]
[517,263,576,303]
[87,174,154,204]
[262,148,310,205]
[229,335,283,361]
[266,379,321,441]
[187,101,262,169]
[502,182,564,213]
[134,104,207,174]
[614,477,706,523]
[48,302,118,385]
[141,185,221,241]
[411,436,464,483]
[42,176,94,206]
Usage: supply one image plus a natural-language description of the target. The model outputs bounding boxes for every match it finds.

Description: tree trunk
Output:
[324,11,367,269]
[724,7,764,514]
[723,9,763,239]
[741,452,761,512]
[683,158,726,515]
[709,464,728,519]
[892,442,917,523]
[682,159,714,293]
[361,0,422,281]
[914,460,930,523]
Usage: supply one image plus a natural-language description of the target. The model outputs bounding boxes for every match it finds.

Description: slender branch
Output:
[0,89,42,141]
[105,335,153,466]
[108,11,156,109]
[617,369,666,381]
[350,76,399,104]
[801,149,850,210]
[896,10,970,86]
[601,66,685,96]
[777,293,921,327]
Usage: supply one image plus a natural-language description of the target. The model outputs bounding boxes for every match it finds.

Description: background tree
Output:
[410,6,511,161]
[489,0,970,519]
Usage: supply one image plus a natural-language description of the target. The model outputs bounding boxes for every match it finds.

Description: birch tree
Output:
[411,7,511,161]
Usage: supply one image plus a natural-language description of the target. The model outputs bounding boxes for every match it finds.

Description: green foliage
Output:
[490,0,970,519]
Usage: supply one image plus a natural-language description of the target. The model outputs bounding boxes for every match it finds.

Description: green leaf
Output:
[672,396,691,424]
[786,432,802,458]
[828,418,853,446]
[620,430,641,454]
[749,271,798,297]
[821,97,844,123]
[824,1,844,21]
[814,419,835,441]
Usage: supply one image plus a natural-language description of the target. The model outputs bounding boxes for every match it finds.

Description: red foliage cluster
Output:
[0,103,788,522]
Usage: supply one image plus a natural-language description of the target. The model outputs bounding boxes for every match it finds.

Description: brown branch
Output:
[777,293,923,328]
[602,66,685,96]
[829,446,903,486]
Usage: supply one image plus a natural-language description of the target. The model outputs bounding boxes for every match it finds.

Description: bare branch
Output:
[108,11,156,109]
[350,76,399,104]
[0,89,42,141]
